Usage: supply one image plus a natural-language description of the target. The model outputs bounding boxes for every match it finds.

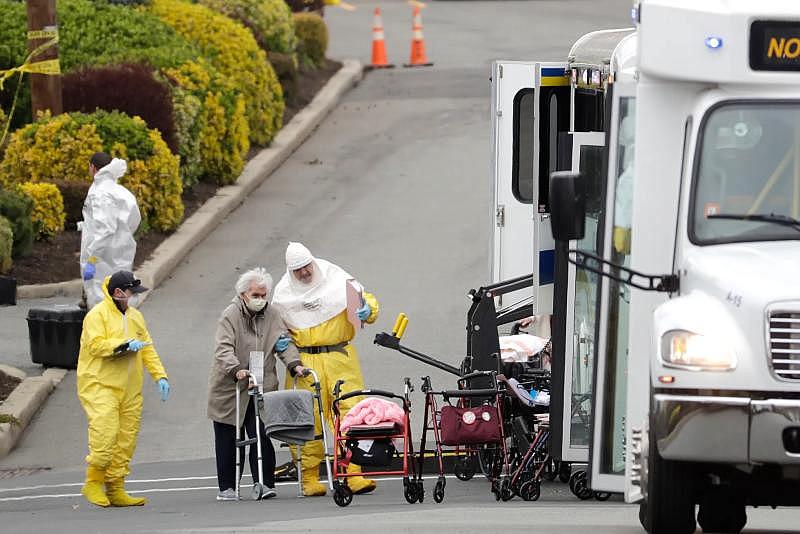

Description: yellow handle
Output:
[396,316,409,339]
[392,313,407,336]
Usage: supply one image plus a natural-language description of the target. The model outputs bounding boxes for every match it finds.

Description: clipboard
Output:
[346,279,365,330]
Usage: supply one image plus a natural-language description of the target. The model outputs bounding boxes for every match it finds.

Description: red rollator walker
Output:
[330,378,419,507]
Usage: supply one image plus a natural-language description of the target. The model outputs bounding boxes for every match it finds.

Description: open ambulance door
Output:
[586,83,636,493]
[490,61,569,315]
[550,129,606,463]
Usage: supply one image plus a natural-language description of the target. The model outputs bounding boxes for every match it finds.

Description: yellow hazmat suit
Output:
[77,277,167,506]
[285,292,379,495]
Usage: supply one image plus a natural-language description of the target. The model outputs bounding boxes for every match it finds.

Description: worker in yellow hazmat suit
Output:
[272,242,378,496]
[77,271,170,507]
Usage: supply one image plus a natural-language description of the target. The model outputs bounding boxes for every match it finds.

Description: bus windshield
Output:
[691,102,800,244]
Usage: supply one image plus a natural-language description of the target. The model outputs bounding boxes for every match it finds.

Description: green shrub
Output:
[0,188,34,258]
[0,215,12,274]
[293,12,328,68]
[0,0,198,130]
[151,0,284,146]
[199,0,297,55]
[0,110,183,232]
[17,182,65,239]
[53,179,91,230]
[268,51,299,107]
[164,60,250,185]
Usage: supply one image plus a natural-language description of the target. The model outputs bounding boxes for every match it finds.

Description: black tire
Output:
[403,478,418,504]
[594,491,612,501]
[500,478,514,502]
[454,457,475,481]
[433,478,446,503]
[416,481,425,503]
[519,480,541,502]
[558,461,572,483]
[333,485,353,507]
[643,421,697,534]
[573,476,594,501]
[542,458,558,482]
[697,490,747,533]
[569,470,586,495]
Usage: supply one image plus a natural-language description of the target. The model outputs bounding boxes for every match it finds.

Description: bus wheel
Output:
[698,490,746,533]
[644,420,697,534]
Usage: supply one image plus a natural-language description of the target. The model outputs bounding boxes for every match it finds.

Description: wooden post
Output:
[26,0,62,117]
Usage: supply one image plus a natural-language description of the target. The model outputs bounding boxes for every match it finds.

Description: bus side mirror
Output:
[549,171,586,241]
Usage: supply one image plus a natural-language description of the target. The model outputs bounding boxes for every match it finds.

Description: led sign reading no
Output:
[750,21,800,71]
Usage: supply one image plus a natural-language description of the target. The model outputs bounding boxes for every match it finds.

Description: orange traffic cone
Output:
[404,6,433,68]
[369,8,395,69]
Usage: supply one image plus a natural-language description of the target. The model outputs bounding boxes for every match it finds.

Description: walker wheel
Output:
[454,457,475,481]
[559,461,572,483]
[433,477,446,503]
[594,491,612,501]
[543,459,558,482]
[571,472,593,501]
[403,479,418,504]
[569,470,585,494]
[416,481,424,503]
[500,478,514,502]
[252,482,265,500]
[519,480,541,502]
[333,484,353,507]
[491,480,501,501]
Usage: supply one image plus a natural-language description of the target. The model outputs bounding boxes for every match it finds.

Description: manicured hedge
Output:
[63,63,178,153]
[293,12,328,68]
[17,182,65,239]
[151,0,284,146]
[0,110,183,232]
[199,0,297,55]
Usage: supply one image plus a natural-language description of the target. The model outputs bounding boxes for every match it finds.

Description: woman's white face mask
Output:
[245,297,267,313]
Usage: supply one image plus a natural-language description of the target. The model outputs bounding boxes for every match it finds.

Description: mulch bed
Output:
[0,370,21,404]
[7,59,343,286]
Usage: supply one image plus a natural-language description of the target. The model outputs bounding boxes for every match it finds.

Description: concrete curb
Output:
[0,367,66,459]
[16,59,364,301]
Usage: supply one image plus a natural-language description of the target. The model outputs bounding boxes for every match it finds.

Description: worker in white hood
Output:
[80,153,142,309]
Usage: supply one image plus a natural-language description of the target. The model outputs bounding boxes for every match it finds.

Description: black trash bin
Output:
[0,276,16,306]
[27,305,86,368]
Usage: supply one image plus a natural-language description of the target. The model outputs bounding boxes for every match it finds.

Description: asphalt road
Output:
[1,0,798,532]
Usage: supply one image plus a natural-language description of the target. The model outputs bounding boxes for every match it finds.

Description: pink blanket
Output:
[340,397,405,434]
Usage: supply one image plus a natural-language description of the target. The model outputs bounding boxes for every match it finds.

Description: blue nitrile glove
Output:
[356,302,372,321]
[157,378,170,402]
[128,340,148,352]
[275,335,290,353]
[82,262,96,281]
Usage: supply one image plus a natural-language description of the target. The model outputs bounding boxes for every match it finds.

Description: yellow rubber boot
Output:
[346,463,376,495]
[81,466,110,507]
[301,465,327,496]
[106,479,146,506]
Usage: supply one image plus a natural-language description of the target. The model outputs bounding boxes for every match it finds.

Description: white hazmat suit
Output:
[79,159,141,309]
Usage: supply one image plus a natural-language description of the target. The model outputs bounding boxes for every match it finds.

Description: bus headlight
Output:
[660,330,736,371]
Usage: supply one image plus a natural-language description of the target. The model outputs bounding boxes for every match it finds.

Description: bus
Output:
[491,1,800,532]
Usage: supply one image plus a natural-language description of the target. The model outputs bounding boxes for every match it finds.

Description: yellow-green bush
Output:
[0,110,183,232]
[17,182,65,239]
[293,12,328,67]
[151,0,284,146]
[165,60,250,185]
[0,215,12,274]
[199,0,297,55]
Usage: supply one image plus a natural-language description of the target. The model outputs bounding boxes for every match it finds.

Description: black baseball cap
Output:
[108,271,148,294]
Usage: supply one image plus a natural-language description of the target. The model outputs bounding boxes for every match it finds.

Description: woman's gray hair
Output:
[235,267,273,295]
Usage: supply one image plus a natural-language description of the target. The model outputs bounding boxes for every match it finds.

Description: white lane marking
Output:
[0,476,218,493]
[0,475,461,503]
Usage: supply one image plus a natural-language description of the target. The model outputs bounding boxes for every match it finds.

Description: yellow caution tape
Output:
[27,29,59,41]
[0,35,61,146]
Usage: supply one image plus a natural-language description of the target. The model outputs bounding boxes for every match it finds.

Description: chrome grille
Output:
[769,311,800,380]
